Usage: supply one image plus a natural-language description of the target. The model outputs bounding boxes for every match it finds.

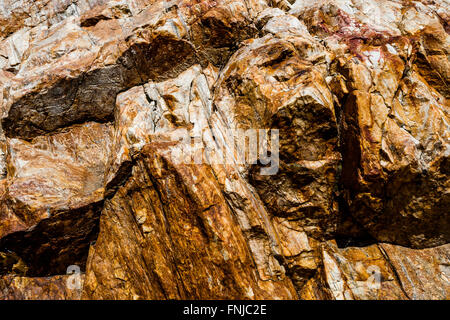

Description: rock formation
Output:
[0,0,448,299]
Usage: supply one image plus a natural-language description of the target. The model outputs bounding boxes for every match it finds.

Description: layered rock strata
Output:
[0,0,448,299]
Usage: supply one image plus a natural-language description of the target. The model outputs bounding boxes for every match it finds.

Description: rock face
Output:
[0,0,448,300]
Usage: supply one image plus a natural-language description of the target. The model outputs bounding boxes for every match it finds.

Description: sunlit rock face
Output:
[0,0,448,300]
[289,0,450,248]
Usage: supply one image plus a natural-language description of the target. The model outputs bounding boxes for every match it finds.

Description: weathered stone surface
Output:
[0,274,84,300]
[299,241,450,300]
[0,122,112,237]
[84,63,298,298]
[299,241,409,300]
[0,0,448,300]
[379,243,450,299]
[212,31,340,289]
[0,0,264,139]
[0,122,112,276]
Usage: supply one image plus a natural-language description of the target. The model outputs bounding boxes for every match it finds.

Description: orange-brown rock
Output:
[0,0,448,300]
[299,241,450,300]
[83,144,297,299]
[0,122,112,276]
[212,32,340,289]
[0,274,84,300]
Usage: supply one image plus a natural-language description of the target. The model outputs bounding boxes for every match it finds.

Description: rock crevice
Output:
[0,0,448,300]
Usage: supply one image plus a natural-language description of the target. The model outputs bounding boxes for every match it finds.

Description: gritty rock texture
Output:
[0,274,84,300]
[0,0,448,300]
